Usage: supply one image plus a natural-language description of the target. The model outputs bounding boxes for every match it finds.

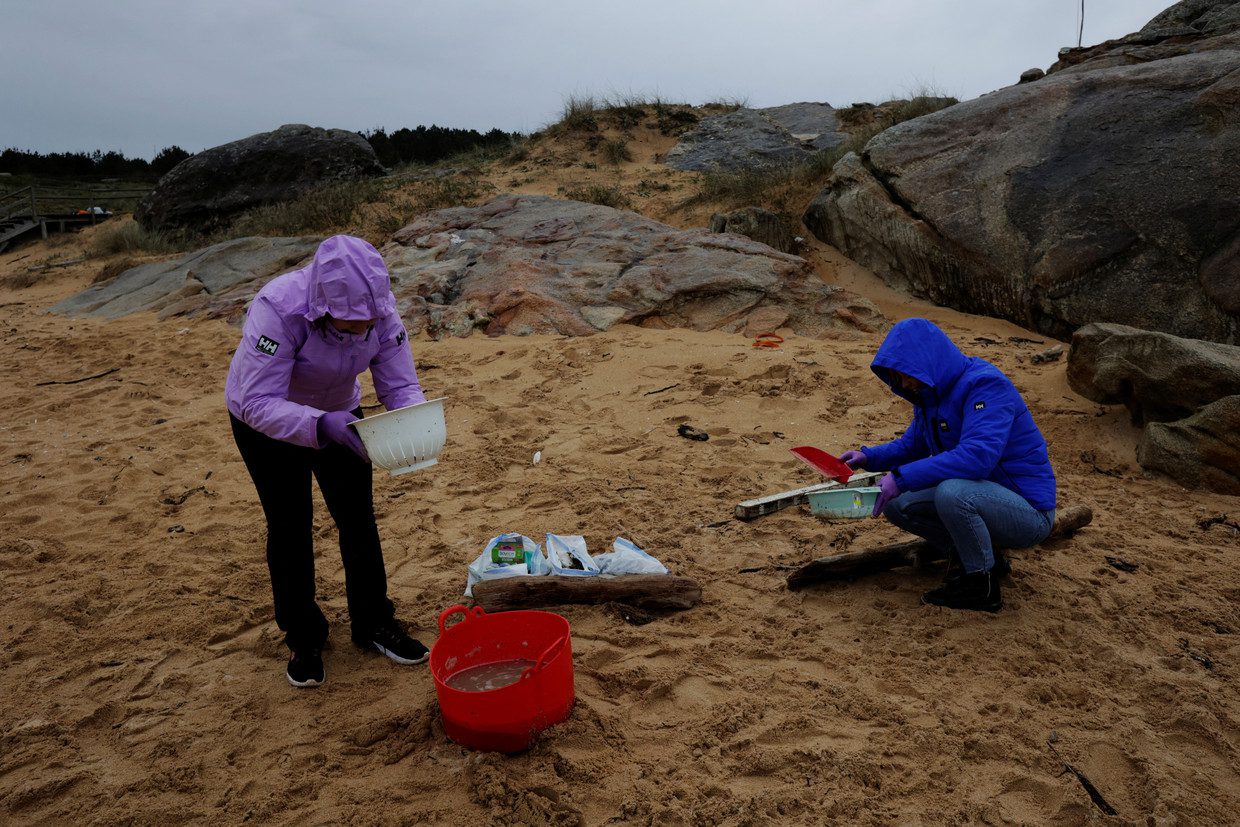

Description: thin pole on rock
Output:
[1078,0,1085,47]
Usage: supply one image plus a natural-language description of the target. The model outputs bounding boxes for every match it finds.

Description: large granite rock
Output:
[664,103,846,171]
[1067,323,1240,424]
[1138,396,1240,494]
[135,124,384,232]
[381,195,883,338]
[51,237,319,319]
[805,0,1240,344]
[1050,0,1240,74]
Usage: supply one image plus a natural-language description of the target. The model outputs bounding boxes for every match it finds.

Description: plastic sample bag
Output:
[593,537,669,576]
[464,533,549,596]
[545,533,600,577]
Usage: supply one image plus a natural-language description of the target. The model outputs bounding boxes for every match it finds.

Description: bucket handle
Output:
[521,634,568,681]
[438,604,486,634]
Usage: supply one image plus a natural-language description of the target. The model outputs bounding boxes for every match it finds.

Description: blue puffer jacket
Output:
[861,318,1057,510]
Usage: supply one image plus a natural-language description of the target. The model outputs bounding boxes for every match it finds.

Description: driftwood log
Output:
[471,574,703,612]
[786,504,1093,590]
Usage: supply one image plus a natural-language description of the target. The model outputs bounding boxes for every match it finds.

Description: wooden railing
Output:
[0,187,37,222]
[0,184,152,220]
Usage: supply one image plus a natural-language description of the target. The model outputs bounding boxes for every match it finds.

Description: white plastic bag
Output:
[464,533,549,596]
[545,533,600,577]
[593,537,668,576]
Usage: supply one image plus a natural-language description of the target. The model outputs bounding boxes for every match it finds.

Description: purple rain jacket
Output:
[224,235,425,447]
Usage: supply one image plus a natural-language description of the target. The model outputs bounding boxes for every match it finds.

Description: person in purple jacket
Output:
[226,235,430,688]
[838,319,1057,613]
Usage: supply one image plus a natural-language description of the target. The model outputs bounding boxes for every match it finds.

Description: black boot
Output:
[922,570,1002,612]
[992,551,1011,579]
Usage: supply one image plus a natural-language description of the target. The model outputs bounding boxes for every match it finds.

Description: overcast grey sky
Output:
[4,0,1174,159]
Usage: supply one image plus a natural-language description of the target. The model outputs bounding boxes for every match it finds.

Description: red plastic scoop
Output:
[790,446,853,483]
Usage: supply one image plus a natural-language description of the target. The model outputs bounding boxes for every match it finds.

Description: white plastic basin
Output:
[351,397,447,476]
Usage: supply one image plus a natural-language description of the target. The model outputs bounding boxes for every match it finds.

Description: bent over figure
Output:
[840,319,1057,612]
[225,235,430,687]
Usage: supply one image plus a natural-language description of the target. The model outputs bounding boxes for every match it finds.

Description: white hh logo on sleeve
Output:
[256,335,280,356]
[973,401,986,411]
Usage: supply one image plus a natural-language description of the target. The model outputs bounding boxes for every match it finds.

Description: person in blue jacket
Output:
[839,318,1057,612]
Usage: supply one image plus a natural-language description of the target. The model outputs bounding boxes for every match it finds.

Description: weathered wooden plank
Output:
[735,471,882,520]
[785,504,1093,590]
[471,574,703,612]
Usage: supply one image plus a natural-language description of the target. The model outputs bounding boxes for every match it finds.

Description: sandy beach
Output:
[0,219,1238,825]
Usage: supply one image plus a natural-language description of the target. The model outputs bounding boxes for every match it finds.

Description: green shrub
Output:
[602,92,652,109]
[654,105,699,136]
[606,105,646,129]
[677,144,851,214]
[695,166,786,206]
[555,95,600,133]
[701,96,748,112]
[229,178,382,237]
[362,172,493,238]
[561,184,631,210]
[601,138,632,165]
[506,141,531,163]
[836,86,958,152]
[409,174,487,211]
[636,178,672,196]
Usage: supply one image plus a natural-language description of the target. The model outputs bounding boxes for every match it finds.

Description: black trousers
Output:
[230,412,394,652]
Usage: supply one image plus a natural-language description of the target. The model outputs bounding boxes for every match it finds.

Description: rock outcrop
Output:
[135,124,384,232]
[1067,323,1240,424]
[57,196,884,338]
[383,195,882,338]
[1138,396,1240,494]
[1050,0,1240,74]
[664,103,846,171]
[51,237,320,319]
[805,0,1240,344]
[1068,322,1240,491]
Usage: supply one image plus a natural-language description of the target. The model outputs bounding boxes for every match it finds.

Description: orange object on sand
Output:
[790,446,853,483]
[752,333,783,349]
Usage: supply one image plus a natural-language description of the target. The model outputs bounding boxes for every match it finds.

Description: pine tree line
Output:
[361,125,518,167]
[2,123,518,181]
[0,146,192,181]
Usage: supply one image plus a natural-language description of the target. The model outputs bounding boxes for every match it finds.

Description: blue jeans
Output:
[882,479,1055,574]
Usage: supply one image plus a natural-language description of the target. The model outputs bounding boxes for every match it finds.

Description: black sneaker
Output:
[287,648,324,687]
[923,571,1002,613]
[356,619,429,665]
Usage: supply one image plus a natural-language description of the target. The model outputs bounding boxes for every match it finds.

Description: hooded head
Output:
[303,235,396,322]
[871,318,969,403]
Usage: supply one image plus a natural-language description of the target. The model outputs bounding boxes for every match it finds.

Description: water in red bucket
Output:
[431,605,575,753]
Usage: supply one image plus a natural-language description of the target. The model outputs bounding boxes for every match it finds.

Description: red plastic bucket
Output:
[431,604,575,752]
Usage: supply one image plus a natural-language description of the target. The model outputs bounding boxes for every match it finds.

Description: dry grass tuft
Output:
[87,218,186,257]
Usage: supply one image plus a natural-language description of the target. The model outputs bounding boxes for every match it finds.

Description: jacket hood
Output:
[871,318,969,403]
[303,235,396,321]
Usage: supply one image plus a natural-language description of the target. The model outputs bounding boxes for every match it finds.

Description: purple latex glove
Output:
[839,449,868,470]
[317,410,369,462]
[871,472,901,518]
